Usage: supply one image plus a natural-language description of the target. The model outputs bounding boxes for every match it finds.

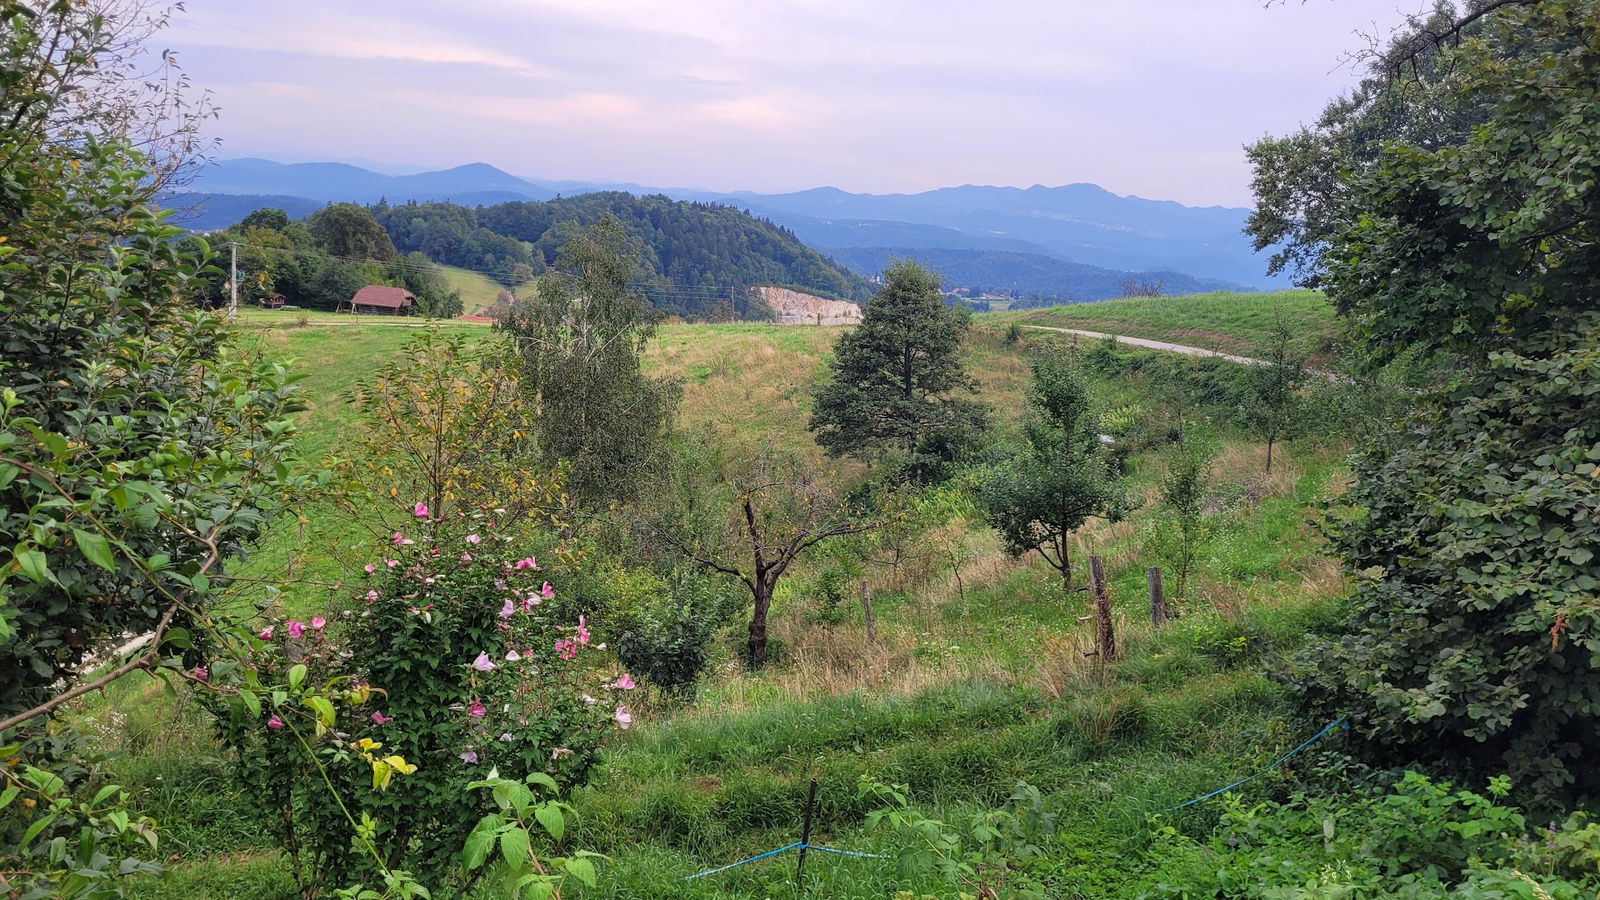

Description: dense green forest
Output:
[472,192,873,315]
[193,193,873,319]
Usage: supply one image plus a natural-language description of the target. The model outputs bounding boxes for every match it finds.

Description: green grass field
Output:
[440,264,529,315]
[983,290,1341,360]
[83,291,1363,898]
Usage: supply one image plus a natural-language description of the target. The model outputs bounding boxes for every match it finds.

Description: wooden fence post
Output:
[1090,555,1117,660]
[859,579,876,645]
[1148,567,1167,628]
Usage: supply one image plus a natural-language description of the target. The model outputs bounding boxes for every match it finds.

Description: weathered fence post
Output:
[1148,566,1167,628]
[1090,555,1117,660]
[795,776,819,895]
[859,579,876,645]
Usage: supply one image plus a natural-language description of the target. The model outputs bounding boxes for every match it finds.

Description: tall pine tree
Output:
[808,260,987,479]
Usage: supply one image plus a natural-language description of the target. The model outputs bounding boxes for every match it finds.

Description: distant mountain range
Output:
[164,157,1276,296]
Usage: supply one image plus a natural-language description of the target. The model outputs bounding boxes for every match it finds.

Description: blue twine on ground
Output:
[1163,715,1349,812]
[684,842,888,880]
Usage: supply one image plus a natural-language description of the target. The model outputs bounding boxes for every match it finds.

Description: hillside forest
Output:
[4,2,1600,900]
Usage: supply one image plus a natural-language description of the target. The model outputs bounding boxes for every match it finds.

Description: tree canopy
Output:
[808,260,989,480]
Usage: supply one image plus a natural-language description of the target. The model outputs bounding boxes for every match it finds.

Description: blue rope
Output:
[684,842,887,880]
[1163,716,1350,812]
[684,842,803,880]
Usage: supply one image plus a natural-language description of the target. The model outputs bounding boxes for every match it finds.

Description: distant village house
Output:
[343,285,415,315]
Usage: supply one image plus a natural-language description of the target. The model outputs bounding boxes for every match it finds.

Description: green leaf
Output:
[288,664,307,690]
[20,812,58,849]
[563,855,596,888]
[239,690,261,719]
[533,803,565,842]
[70,527,114,572]
[499,826,531,868]
[460,814,501,871]
[0,464,17,489]
[14,548,52,584]
[0,786,18,810]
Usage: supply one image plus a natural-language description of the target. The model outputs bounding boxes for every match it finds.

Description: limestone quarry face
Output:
[754,286,862,326]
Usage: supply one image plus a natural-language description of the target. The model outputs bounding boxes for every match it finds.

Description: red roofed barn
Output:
[344,284,415,315]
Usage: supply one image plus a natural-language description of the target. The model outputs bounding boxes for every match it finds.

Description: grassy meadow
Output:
[984,290,1340,362]
[88,291,1368,898]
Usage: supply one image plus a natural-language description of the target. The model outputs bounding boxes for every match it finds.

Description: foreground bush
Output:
[203,512,634,895]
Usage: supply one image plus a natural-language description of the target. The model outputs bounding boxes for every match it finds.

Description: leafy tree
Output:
[980,345,1130,594]
[1244,1,1494,291]
[239,206,291,231]
[646,449,870,669]
[1288,0,1600,804]
[498,216,680,512]
[306,201,397,262]
[1240,319,1308,473]
[809,260,989,480]
[1142,435,1221,603]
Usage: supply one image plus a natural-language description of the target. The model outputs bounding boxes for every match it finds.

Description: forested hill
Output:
[374,193,873,317]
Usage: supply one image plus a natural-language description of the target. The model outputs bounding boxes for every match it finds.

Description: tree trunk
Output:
[1265,438,1275,474]
[747,579,772,669]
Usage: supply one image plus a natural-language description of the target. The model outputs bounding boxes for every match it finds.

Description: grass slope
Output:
[985,290,1340,359]
[102,291,1355,897]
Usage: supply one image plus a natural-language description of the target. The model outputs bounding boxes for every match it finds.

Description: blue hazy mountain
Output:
[180,159,1275,287]
[822,246,1247,302]
[191,158,555,204]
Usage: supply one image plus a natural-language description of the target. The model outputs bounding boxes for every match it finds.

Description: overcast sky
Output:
[164,0,1425,207]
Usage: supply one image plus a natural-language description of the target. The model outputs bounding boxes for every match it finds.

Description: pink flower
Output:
[468,699,487,719]
[267,715,284,731]
[364,564,375,574]
[366,590,379,603]
[371,711,393,725]
[459,750,478,763]
[614,705,632,730]
[471,653,496,672]
[505,649,522,662]
[192,666,209,681]
[514,557,537,569]
[391,532,414,547]
[385,559,398,568]
[540,582,555,600]
[466,534,482,545]
[311,616,326,630]
[286,620,305,639]
[499,598,515,619]
[614,673,636,691]
[575,615,591,646]
[554,638,578,661]
[259,626,275,640]
[413,502,429,519]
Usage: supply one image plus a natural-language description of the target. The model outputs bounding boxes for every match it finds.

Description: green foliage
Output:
[1244,2,1491,290]
[616,574,736,698]
[339,328,552,532]
[1323,0,1600,366]
[498,216,680,512]
[201,521,629,894]
[1143,772,1600,898]
[477,192,872,316]
[306,203,397,264]
[0,760,160,898]
[810,260,990,481]
[1294,326,1600,804]
[372,201,539,286]
[1240,318,1309,472]
[1141,435,1222,603]
[460,771,604,899]
[980,343,1130,592]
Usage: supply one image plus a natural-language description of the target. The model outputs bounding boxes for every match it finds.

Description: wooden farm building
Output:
[343,285,415,315]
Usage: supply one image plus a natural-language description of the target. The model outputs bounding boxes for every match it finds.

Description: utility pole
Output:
[228,241,238,321]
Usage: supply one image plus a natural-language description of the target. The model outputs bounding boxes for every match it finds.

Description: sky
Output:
[162,0,1426,208]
